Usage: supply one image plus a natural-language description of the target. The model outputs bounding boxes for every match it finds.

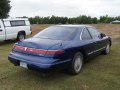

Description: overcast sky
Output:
[10,0,120,18]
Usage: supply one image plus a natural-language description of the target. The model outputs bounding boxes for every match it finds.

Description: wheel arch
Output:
[71,47,87,61]
[78,49,87,61]
[17,30,26,36]
[16,30,26,41]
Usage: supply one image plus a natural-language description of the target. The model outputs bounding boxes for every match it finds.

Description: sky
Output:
[9,0,120,18]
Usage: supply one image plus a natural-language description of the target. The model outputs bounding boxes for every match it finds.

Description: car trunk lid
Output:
[13,38,63,56]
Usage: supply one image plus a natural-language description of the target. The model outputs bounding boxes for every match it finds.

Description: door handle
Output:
[0,29,3,32]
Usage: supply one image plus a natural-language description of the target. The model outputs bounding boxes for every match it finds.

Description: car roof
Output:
[55,25,93,28]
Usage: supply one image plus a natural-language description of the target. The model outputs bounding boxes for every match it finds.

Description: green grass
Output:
[0,24,120,90]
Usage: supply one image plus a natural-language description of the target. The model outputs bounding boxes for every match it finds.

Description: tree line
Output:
[29,15,120,24]
[0,0,120,24]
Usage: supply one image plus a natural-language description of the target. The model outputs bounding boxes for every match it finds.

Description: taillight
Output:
[13,45,64,55]
[26,48,46,54]
[13,45,27,51]
[46,50,64,54]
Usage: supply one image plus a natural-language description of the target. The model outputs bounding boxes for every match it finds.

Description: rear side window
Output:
[10,20,26,26]
[87,27,100,39]
[81,28,92,40]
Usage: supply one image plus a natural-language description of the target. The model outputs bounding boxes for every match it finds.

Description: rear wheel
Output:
[69,52,83,75]
[17,33,25,41]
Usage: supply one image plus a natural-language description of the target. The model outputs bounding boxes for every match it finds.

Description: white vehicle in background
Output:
[0,18,32,41]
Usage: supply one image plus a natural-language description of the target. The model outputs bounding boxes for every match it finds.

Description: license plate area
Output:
[20,61,28,69]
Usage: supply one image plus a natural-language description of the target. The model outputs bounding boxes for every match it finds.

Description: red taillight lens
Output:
[13,45,64,55]
[13,45,27,51]
[46,50,64,54]
[26,48,46,54]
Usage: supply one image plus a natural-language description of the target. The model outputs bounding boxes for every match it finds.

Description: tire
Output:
[69,52,83,75]
[103,43,111,55]
[17,33,25,41]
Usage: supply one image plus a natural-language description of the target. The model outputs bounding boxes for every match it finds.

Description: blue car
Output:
[8,25,112,75]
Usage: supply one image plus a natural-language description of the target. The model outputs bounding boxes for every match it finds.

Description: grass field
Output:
[0,24,120,90]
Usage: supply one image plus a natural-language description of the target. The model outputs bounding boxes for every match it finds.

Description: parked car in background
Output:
[8,25,112,75]
[0,18,32,41]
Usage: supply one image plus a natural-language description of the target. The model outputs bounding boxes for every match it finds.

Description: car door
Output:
[80,27,97,56]
[0,20,5,41]
[87,27,106,54]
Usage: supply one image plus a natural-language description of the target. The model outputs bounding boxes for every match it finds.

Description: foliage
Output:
[29,15,120,24]
[0,0,11,19]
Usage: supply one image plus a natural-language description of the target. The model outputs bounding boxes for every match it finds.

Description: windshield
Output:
[34,26,80,40]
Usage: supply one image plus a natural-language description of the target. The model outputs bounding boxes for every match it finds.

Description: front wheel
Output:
[69,52,83,75]
[103,43,111,55]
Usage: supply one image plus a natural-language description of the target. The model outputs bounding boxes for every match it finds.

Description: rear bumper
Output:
[8,52,71,71]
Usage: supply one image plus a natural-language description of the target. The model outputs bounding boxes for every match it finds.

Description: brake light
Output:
[13,45,27,51]
[13,45,64,55]
[26,48,46,54]
[46,50,64,54]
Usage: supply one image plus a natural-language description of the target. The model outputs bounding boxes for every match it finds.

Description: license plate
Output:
[20,62,27,69]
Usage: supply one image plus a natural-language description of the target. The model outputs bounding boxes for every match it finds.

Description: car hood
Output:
[17,38,63,50]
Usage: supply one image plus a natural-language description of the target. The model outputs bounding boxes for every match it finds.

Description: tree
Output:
[0,0,11,19]
[29,15,120,24]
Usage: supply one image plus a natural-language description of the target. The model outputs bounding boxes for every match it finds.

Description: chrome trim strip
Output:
[88,46,106,55]
[80,27,86,40]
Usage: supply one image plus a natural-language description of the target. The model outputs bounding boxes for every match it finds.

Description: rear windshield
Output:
[34,26,80,40]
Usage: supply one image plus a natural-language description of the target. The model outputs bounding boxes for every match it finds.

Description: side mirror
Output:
[100,33,106,38]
